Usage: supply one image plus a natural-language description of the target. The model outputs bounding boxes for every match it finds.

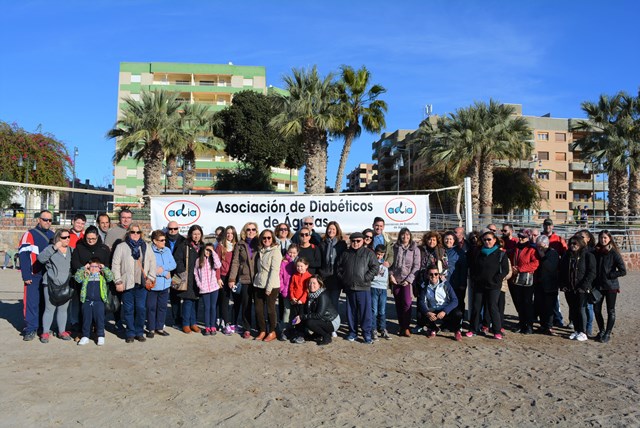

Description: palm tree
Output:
[572,92,638,221]
[179,103,224,192]
[107,90,186,204]
[271,66,342,194]
[416,100,532,217]
[333,65,387,192]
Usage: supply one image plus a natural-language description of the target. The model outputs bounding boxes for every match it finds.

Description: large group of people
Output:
[17,210,626,347]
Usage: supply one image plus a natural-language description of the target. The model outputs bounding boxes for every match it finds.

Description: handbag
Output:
[232,282,243,295]
[514,272,534,286]
[48,278,74,306]
[105,285,121,313]
[171,245,189,291]
[138,259,156,291]
[588,288,603,304]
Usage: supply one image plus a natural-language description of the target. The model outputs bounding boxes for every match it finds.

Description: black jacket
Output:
[594,248,626,291]
[167,234,186,274]
[298,244,322,275]
[337,246,378,291]
[534,248,559,293]
[173,241,203,300]
[318,238,347,278]
[71,239,111,273]
[559,250,596,292]
[469,247,509,290]
[302,290,338,323]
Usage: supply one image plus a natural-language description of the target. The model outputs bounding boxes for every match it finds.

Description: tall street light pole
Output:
[72,146,79,210]
[18,155,36,226]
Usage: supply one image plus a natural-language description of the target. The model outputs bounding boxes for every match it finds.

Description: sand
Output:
[0,268,638,427]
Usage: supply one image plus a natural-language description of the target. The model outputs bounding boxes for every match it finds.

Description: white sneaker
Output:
[569,331,578,340]
[78,337,90,346]
[331,332,337,338]
[576,332,588,342]
[97,337,105,346]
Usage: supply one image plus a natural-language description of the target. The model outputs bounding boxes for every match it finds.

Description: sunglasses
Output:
[428,273,440,277]
[168,227,179,231]
[262,236,273,240]
[352,239,363,243]
[304,222,314,226]
[483,238,494,242]
[156,238,166,242]
[364,236,373,240]
[300,233,310,237]
[246,228,256,232]
[501,229,508,233]
[278,228,289,232]
[130,231,141,235]
[60,235,70,239]
[40,218,53,222]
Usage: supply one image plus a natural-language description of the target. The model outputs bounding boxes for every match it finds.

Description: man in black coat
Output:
[337,232,378,344]
[165,221,186,326]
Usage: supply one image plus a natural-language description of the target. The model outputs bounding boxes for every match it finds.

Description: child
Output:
[278,244,298,340]
[371,244,391,340]
[195,243,222,336]
[74,257,114,346]
[288,256,311,341]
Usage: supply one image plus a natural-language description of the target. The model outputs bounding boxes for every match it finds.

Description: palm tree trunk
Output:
[608,169,619,218]
[479,150,493,218]
[610,168,629,223]
[182,149,196,192]
[142,139,164,204]
[629,169,640,218]
[334,124,357,192]
[303,119,327,194]
[166,155,178,189]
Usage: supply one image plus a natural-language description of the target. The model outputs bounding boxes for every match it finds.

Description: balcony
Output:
[569,181,608,191]
[570,200,607,210]
[569,162,587,172]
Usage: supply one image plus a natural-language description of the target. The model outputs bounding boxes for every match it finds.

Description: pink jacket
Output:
[279,255,296,298]
[195,254,222,294]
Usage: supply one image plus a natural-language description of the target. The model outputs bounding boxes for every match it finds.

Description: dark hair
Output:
[73,213,87,222]
[421,231,442,248]
[396,227,412,244]
[89,257,102,265]
[287,243,299,252]
[39,209,52,217]
[84,225,100,239]
[568,235,586,252]
[576,229,595,248]
[296,257,309,266]
[258,229,276,249]
[426,264,439,272]
[119,208,132,219]
[324,221,343,240]
[442,231,458,248]
[151,229,166,241]
[309,274,324,288]
[219,226,238,256]
[597,230,619,252]
[187,225,204,243]
[198,243,216,269]
[97,212,110,221]
[374,244,386,253]
[373,217,385,225]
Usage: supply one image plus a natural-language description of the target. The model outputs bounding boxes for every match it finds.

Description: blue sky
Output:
[1,1,638,190]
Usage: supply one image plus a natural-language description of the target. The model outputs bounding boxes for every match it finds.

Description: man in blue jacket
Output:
[19,210,55,341]
[417,264,460,340]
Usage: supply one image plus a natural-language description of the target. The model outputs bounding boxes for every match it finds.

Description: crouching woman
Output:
[291,275,340,345]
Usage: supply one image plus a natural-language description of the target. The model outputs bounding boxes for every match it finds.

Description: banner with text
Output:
[150,194,429,235]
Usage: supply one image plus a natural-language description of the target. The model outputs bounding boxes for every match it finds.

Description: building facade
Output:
[346,163,377,192]
[114,62,298,204]
[371,105,607,223]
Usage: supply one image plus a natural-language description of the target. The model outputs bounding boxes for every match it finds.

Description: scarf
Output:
[126,236,145,260]
[225,241,234,252]
[306,287,324,310]
[480,245,499,256]
[324,237,337,275]
[246,238,255,258]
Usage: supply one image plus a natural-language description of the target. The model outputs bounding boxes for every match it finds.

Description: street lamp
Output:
[583,161,598,227]
[72,146,79,210]
[164,167,172,194]
[394,156,404,194]
[18,155,37,225]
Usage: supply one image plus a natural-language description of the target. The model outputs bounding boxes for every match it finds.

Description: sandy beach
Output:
[0,267,638,427]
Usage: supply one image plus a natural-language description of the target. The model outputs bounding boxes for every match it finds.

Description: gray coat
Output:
[37,244,72,286]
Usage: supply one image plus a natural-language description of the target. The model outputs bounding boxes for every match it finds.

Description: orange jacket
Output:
[289,271,311,304]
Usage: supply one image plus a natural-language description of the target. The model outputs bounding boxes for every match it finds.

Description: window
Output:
[540,190,549,200]
[538,211,550,220]
[556,172,567,181]
[126,169,137,177]
[555,152,567,161]
[243,78,254,86]
[130,74,141,83]
[555,133,567,142]
[538,172,550,180]
[537,132,549,141]
[556,191,567,200]
[538,151,549,160]
[199,80,215,86]
[556,211,568,221]
[175,80,190,85]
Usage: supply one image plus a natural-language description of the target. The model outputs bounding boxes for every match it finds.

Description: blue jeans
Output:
[122,285,147,338]
[201,291,219,329]
[370,287,387,332]
[182,299,197,327]
[346,289,372,340]
[147,288,169,331]
[586,302,594,334]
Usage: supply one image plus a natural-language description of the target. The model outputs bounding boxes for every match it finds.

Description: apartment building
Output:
[346,163,377,192]
[372,105,607,222]
[113,62,298,204]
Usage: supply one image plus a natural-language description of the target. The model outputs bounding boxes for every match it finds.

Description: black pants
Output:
[565,291,588,333]
[232,283,253,331]
[453,285,467,322]
[305,318,333,338]
[254,288,278,333]
[423,309,462,332]
[217,276,231,325]
[169,287,182,326]
[471,288,501,334]
[538,291,558,330]
[594,291,617,333]
[290,303,305,335]
[510,284,535,329]
[483,290,505,329]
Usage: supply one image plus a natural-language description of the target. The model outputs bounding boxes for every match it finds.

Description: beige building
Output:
[371,104,607,223]
[346,163,377,192]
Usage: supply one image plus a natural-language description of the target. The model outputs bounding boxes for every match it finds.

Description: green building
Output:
[113,62,298,204]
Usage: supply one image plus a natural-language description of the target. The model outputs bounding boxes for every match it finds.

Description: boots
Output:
[600,331,611,343]
[263,331,277,342]
[255,331,266,341]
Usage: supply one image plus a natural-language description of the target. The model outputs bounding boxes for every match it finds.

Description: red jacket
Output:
[69,231,84,249]
[289,271,311,304]
[547,233,567,256]
[509,245,539,274]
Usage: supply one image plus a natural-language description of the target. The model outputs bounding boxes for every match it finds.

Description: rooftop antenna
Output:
[424,104,433,119]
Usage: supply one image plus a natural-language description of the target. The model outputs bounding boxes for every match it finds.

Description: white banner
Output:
[150,194,429,235]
